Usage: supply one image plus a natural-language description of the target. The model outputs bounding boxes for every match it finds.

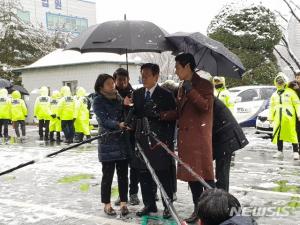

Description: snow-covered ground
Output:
[0,126,299,225]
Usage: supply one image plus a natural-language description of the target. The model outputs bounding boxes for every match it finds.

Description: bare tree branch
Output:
[275,10,288,22]
[274,47,296,74]
[281,36,300,69]
[283,0,300,23]
[290,0,300,10]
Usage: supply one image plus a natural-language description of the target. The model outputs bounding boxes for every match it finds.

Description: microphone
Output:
[142,117,152,147]
[124,108,134,127]
[135,119,142,140]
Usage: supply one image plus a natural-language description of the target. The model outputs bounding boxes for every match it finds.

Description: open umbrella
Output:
[166,32,245,79]
[0,78,12,89]
[7,85,29,95]
[65,20,174,70]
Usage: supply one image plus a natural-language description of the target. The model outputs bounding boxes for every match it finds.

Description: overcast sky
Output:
[96,0,291,34]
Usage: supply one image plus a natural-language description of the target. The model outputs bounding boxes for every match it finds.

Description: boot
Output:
[49,132,56,142]
[56,132,62,142]
[185,205,198,223]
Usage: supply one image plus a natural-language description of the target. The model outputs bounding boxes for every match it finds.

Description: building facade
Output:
[18,0,96,34]
[15,49,142,122]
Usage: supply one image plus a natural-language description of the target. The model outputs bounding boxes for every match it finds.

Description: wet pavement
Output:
[0,126,300,225]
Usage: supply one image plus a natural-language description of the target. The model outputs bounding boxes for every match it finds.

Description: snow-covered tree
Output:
[0,0,72,83]
[208,3,282,86]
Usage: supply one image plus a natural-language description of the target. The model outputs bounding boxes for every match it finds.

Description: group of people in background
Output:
[34,85,92,144]
[0,89,27,140]
[92,53,251,225]
[0,85,92,144]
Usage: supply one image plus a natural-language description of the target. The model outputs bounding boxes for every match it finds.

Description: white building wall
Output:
[21,63,141,122]
[18,0,96,33]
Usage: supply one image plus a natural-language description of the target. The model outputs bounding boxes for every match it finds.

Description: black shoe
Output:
[129,194,140,205]
[185,211,198,223]
[163,208,171,219]
[136,206,158,217]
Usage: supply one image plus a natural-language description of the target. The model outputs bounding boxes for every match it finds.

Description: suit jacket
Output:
[133,85,176,170]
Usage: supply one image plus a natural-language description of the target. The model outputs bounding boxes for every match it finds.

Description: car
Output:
[228,85,276,127]
[255,108,273,135]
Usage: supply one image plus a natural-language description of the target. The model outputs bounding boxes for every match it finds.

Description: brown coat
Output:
[161,73,214,181]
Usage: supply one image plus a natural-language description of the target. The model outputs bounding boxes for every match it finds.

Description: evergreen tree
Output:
[208,4,282,86]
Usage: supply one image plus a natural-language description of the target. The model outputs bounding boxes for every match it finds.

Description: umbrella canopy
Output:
[65,20,174,54]
[166,32,245,79]
[7,85,29,95]
[0,78,12,89]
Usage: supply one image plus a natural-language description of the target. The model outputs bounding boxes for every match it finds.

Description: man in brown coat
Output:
[161,53,215,223]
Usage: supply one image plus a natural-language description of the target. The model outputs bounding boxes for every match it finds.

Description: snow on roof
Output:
[18,49,140,71]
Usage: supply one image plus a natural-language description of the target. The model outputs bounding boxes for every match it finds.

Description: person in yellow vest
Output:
[74,87,91,143]
[213,76,234,111]
[34,86,51,141]
[0,88,11,140]
[11,90,27,140]
[49,90,62,142]
[57,86,77,144]
[268,72,300,160]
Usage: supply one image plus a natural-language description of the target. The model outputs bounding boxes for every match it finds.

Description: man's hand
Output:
[124,96,133,106]
[182,80,193,93]
[119,122,131,130]
[51,114,56,119]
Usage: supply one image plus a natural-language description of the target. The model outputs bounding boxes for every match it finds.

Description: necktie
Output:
[145,90,151,101]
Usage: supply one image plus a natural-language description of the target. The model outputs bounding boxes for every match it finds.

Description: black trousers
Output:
[101,160,128,204]
[61,120,75,140]
[215,154,232,192]
[188,180,215,206]
[0,119,9,137]
[277,135,298,153]
[129,167,140,195]
[14,120,26,137]
[139,169,173,209]
[38,120,50,138]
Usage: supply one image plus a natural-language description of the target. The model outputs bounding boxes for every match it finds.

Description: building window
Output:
[41,0,49,7]
[55,0,62,10]
[17,10,30,23]
[46,12,88,33]
[63,81,78,95]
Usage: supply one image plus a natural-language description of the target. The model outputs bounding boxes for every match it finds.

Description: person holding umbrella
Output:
[160,53,215,223]
[92,74,131,216]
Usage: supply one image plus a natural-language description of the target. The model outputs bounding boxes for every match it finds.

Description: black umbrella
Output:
[0,78,12,88]
[166,32,245,79]
[65,20,174,70]
[7,85,29,95]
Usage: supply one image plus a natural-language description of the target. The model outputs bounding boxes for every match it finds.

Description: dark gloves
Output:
[57,117,60,120]
[73,118,76,122]
[144,100,160,118]
[182,80,193,93]
[89,113,93,119]
[51,114,56,119]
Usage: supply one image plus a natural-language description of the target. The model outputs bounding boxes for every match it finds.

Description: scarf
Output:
[100,89,118,100]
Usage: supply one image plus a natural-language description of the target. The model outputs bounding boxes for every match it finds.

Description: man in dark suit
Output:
[132,63,176,219]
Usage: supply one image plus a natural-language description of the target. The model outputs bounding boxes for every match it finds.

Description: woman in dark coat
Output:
[92,74,130,216]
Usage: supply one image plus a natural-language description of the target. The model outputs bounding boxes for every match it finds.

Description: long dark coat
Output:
[92,93,130,162]
[161,73,214,181]
[132,85,176,170]
[213,97,249,160]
